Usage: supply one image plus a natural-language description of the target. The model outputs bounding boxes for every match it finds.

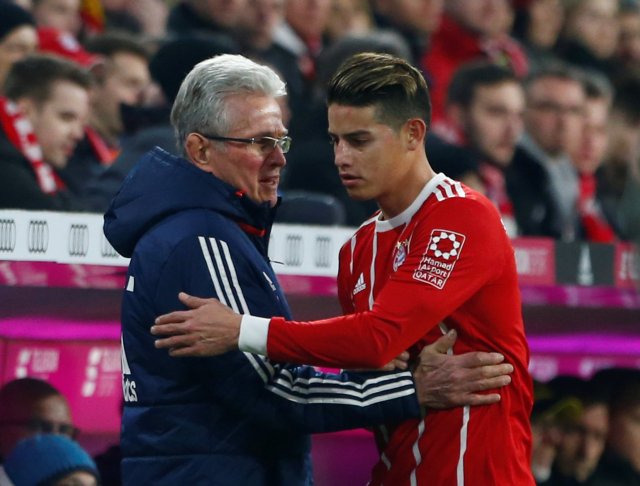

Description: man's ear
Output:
[185,133,214,172]
[405,118,427,150]
[15,98,36,119]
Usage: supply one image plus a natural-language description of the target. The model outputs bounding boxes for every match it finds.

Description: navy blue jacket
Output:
[104,147,420,485]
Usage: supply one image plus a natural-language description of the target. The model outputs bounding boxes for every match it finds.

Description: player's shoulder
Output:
[425,176,495,215]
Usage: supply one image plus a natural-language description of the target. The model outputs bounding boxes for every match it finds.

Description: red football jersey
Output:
[267,174,534,485]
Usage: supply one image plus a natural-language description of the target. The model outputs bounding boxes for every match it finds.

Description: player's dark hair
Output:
[327,52,431,131]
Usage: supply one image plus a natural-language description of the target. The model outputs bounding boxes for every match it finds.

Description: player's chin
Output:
[344,185,371,200]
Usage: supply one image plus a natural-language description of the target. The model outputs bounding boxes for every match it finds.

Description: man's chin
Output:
[258,190,278,207]
[45,156,68,171]
[345,187,370,201]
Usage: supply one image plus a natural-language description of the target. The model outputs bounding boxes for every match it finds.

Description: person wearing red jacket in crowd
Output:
[423,0,528,126]
[152,53,534,486]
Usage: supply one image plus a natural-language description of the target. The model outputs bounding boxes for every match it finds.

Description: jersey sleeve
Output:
[266,198,510,368]
[155,234,421,433]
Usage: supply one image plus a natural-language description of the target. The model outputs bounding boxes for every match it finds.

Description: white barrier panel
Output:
[0,210,354,277]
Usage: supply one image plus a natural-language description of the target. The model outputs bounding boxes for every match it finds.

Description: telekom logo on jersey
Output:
[413,229,466,289]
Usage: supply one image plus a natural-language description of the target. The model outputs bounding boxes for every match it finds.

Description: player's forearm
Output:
[240,312,421,369]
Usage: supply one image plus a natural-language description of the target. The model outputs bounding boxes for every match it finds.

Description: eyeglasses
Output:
[199,134,292,154]
[0,418,80,439]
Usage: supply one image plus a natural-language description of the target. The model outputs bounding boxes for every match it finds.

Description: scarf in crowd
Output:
[85,125,118,165]
[480,162,518,238]
[578,173,616,243]
[0,96,65,194]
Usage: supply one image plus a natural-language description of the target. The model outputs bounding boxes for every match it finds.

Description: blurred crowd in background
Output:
[0,0,638,241]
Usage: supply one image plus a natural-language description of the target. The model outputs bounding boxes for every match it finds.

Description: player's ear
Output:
[405,118,426,150]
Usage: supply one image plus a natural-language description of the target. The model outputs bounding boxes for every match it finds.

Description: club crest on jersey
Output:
[392,239,409,272]
[413,229,466,289]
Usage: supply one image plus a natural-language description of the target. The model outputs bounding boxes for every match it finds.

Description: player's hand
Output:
[151,293,241,357]
[413,330,513,409]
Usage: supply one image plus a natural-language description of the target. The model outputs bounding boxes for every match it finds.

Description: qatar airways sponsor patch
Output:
[413,229,466,289]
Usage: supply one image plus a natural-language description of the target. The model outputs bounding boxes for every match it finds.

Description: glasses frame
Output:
[199,133,292,154]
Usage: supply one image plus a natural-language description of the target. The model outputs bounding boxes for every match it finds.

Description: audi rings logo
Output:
[315,236,332,268]
[0,219,17,252]
[68,224,89,257]
[27,220,49,253]
[285,234,303,267]
[101,234,119,258]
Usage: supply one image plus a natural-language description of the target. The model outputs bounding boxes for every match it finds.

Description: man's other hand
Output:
[414,330,513,409]
[151,293,241,357]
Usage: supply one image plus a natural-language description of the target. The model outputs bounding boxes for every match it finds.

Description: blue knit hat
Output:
[4,435,100,486]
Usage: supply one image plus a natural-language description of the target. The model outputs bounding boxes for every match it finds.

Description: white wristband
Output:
[238,315,270,355]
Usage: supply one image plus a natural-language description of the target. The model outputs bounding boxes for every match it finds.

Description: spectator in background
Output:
[589,369,640,485]
[58,32,151,201]
[32,0,82,36]
[234,0,298,119]
[548,380,609,485]
[84,34,238,212]
[598,75,640,241]
[3,435,99,486]
[437,61,525,237]
[0,378,78,464]
[530,381,583,485]
[569,73,619,242]
[507,64,585,240]
[82,32,150,153]
[271,0,332,117]
[370,0,444,65]
[325,0,373,43]
[101,0,169,38]
[167,0,246,40]
[556,0,619,78]
[236,0,285,53]
[423,0,528,124]
[511,0,565,71]
[0,55,90,210]
[0,2,37,96]
[617,1,640,76]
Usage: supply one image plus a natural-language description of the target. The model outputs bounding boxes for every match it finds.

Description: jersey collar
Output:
[375,173,447,232]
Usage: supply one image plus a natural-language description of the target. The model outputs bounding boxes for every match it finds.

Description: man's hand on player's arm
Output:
[152,293,240,357]
[152,293,411,370]
[413,330,513,409]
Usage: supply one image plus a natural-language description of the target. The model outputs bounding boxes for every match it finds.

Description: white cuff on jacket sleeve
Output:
[238,315,270,355]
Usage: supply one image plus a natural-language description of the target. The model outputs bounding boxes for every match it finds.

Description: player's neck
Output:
[378,161,435,220]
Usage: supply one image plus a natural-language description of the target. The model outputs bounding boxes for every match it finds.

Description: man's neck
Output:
[378,160,434,220]
[89,117,118,148]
